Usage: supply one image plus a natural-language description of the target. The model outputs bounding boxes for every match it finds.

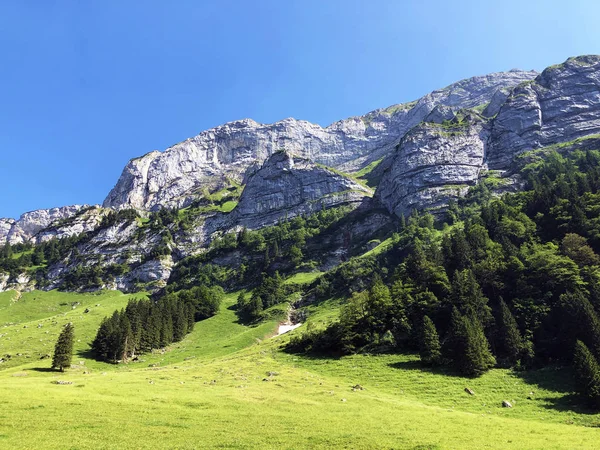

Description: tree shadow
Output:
[75,348,95,360]
[29,367,57,373]
[514,366,574,393]
[510,365,600,415]
[536,392,599,416]
[387,359,471,378]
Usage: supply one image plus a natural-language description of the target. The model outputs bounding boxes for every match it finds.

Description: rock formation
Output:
[0,205,91,246]
[231,151,372,229]
[377,55,600,218]
[102,70,536,211]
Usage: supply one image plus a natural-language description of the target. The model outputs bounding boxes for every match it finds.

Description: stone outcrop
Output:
[231,151,372,229]
[488,55,600,169]
[377,55,600,218]
[7,56,600,294]
[102,70,536,211]
[0,205,91,245]
[376,115,487,217]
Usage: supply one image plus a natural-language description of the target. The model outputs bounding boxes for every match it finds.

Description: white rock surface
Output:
[0,205,90,245]
[103,71,536,211]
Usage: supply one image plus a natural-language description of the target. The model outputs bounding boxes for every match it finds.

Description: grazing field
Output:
[0,290,599,449]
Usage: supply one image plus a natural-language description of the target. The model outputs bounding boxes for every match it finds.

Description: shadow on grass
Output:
[75,348,96,360]
[536,393,600,415]
[29,367,57,373]
[512,366,600,415]
[388,359,471,378]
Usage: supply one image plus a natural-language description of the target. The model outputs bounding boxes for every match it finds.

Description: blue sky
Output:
[1,0,598,218]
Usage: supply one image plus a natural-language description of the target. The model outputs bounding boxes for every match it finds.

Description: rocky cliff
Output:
[231,151,372,229]
[377,55,600,218]
[0,205,92,246]
[102,70,536,211]
[4,56,600,294]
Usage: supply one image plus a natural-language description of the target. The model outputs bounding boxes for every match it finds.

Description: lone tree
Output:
[52,323,75,372]
[419,315,441,366]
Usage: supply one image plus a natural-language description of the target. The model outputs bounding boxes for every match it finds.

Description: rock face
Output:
[489,55,600,169]
[231,151,372,229]
[103,70,536,211]
[0,205,91,245]
[377,55,600,218]
[7,56,600,295]
[376,115,487,217]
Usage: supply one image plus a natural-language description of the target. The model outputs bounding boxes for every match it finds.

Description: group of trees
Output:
[0,233,87,279]
[235,272,285,323]
[287,150,600,405]
[91,286,223,362]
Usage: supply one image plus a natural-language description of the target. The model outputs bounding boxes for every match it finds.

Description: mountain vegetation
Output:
[286,150,600,398]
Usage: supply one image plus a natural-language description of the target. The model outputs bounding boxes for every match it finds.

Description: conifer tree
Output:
[419,315,441,366]
[450,269,492,327]
[496,298,522,366]
[460,314,496,376]
[52,323,74,372]
[447,309,495,376]
[185,302,196,332]
[160,314,174,348]
[573,340,600,407]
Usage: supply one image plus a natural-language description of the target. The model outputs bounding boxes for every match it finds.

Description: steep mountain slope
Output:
[4,56,600,294]
[0,205,91,245]
[231,151,372,228]
[102,70,536,211]
[377,55,600,217]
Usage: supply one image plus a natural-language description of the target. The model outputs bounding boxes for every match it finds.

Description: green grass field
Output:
[1,289,599,449]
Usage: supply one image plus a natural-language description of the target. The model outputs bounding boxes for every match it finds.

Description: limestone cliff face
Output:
[376,56,600,218]
[488,55,600,169]
[0,205,91,245]
[376,115,487,217]
[8,56,600,294]
[102,70,536,211]
[231,151,372,229]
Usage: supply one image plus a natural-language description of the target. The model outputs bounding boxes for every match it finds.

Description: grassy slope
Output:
[0,290,599,449]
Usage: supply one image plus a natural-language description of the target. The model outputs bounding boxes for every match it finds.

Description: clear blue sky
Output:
[1,0,598,218]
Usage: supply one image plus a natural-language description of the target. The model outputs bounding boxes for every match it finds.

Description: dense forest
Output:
[286,150,600,407]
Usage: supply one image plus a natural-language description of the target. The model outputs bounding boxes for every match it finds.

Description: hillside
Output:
[2,55,600,448]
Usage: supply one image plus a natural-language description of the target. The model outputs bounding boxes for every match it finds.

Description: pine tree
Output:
[460,314,496,376]
[52,323,74,372]
[160,313,174,348]
[450,269,492,327]
[185,302,195,332]
[573,340,600,408]
[446,309,495,376]
[419,315,441,366]
[92,317,111,359]
[496,298,522,366]
[245,292,263,322]
[173,301,188,342]
[118,313,134,362]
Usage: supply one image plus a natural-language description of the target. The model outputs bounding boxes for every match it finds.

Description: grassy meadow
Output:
[0,288,599,449]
